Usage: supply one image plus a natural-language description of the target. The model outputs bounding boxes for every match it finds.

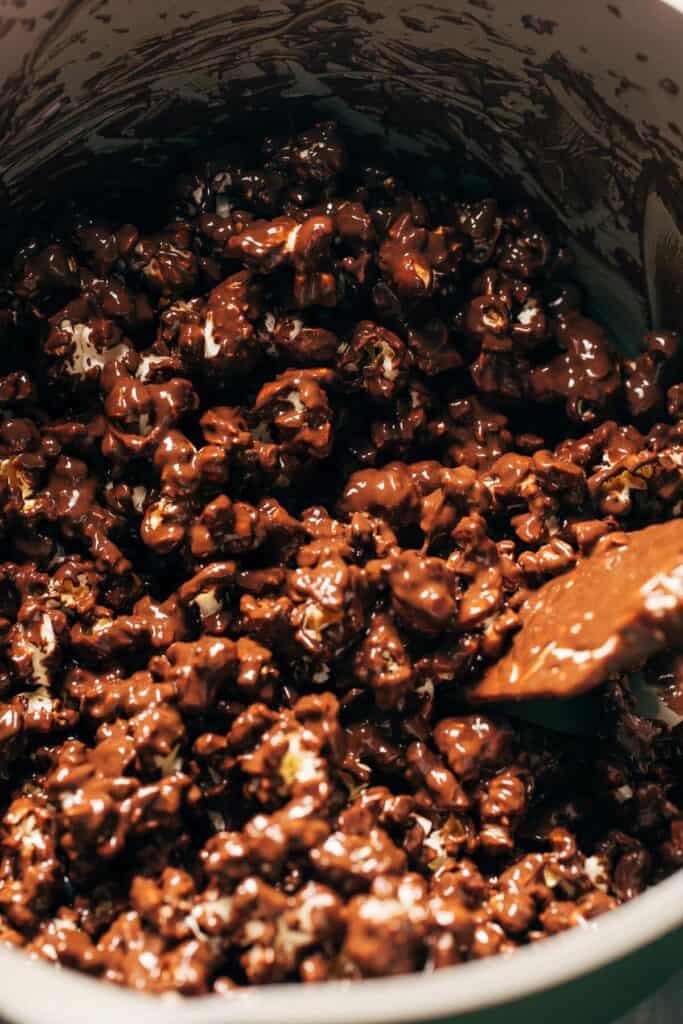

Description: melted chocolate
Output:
[0,122,681,994]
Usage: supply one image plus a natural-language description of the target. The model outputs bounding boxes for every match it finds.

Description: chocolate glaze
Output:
[0,122,681,994]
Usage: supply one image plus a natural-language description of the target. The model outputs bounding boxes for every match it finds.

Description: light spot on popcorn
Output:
[543,866,561,888]
[132,486,147,513]
[280,732,322,786]
[22,614,57,689]
[138,413,153,437]
[137,353,169,381]
[203,311,221,359]
[17,812,44,850]
[585,855,609,892]
[517,301,539,326]
[154,745,183,777]
[26,687,54,716]
[61,320,129,378]
[208,810,226,832]
[286,390,305,415]
[215,196,232,219]
[193,589,221,619]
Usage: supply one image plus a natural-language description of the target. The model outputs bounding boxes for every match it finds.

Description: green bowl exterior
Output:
[433,925,683,1024]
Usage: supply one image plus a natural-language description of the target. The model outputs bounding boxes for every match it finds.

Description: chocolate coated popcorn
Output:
[0,122,681,994]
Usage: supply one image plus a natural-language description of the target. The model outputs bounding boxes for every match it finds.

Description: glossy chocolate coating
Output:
[0,122,681,995]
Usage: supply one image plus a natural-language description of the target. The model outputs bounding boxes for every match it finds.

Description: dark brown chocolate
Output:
[0,122,680,994]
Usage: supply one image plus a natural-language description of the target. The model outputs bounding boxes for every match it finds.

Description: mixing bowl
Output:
[0,1,682,1021]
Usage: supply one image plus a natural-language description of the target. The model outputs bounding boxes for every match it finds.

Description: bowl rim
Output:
[0,866,681,1024]
[0,2,681,1018]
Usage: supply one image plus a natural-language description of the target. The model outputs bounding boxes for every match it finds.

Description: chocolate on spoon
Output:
[470,518,683,702]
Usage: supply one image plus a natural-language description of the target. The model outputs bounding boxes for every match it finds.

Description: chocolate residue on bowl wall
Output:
[2,0,683,345]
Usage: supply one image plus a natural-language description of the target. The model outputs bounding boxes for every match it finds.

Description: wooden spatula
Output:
[469,518,683,703]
